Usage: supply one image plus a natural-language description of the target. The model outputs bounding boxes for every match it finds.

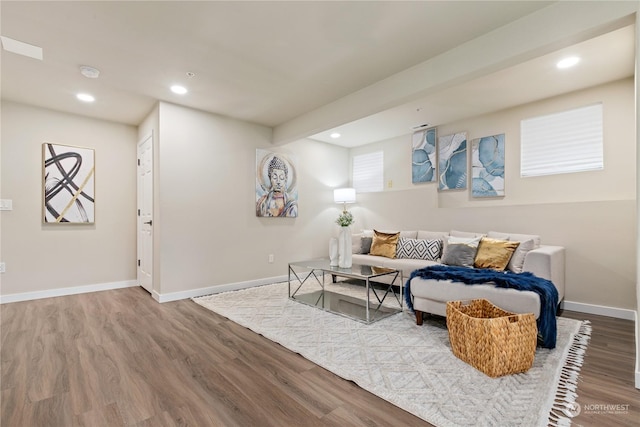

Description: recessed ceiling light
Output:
[76,93,95,103]
[171,85,188,95]
[557,56,580,69]
[330,132,341,139]
[79,65,100,78]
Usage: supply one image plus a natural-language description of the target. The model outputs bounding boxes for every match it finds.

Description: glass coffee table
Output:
[288,259,403,323]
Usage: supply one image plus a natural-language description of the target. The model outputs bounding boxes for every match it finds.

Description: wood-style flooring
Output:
[1,286,637,426]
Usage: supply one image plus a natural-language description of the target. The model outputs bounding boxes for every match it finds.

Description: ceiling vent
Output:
[0,36,42,60]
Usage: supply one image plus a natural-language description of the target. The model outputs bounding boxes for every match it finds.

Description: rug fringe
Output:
[547,320,592,426]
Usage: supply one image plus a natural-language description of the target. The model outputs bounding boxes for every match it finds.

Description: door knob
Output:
[143,220,152,226]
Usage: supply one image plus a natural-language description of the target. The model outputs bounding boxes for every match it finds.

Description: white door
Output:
[137,133,153,293]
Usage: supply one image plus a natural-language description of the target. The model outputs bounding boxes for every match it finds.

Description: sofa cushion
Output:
[369,230,400,258]
[450,229,486,238]
[485,231,510,240]
[417,230,449,240]
[351,254,390,267]
[441,236,481,268]
[396,237,442,261]
[399,230,418,239]
[488,231,541,248]
[474,237,520,271]
[410,278,542,319]
[362,229,418,239]
[388,258,440,275]
[509,233,541,248]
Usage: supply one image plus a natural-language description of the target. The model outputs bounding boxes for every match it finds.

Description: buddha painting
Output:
[256,149,298,217]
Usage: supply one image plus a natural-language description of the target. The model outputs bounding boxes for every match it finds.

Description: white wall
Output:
[0,102,138,297]
[144,102,349,297]
[349,78,636,311]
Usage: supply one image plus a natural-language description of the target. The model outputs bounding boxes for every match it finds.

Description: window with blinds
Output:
[520,103,603,177]
[352,151,383,193]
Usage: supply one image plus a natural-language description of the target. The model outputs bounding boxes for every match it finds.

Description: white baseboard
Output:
[560,300,636,321]
[0,280,138,304]
[153,275,289,303]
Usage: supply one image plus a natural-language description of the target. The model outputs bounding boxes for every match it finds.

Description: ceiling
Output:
[0,1,634,148]
[310,24,635,147]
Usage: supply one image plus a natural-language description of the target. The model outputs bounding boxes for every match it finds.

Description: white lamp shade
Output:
[334,188,356,204]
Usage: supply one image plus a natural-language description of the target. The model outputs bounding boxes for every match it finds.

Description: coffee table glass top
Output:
[288,258,403,323]
[288,259,396,279]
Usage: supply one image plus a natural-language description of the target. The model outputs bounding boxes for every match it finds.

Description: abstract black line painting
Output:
[43,143,95,223]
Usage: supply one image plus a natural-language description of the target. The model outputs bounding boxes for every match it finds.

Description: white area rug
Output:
[193,281,590,427]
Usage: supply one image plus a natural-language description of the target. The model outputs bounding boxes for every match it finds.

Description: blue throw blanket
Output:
[404,265,559,349]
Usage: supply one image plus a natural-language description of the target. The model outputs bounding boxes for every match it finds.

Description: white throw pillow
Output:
[351,233,363,254]
[507,239,536,273]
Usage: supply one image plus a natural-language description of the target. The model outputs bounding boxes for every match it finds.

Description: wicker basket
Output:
[446,299,537,378]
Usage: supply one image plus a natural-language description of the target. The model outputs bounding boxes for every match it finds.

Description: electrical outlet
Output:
[268,254,274,263]
[0,263,5,273]
[0,200,12,211]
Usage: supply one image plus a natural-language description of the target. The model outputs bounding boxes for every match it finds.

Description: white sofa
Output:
[350,229,565,324]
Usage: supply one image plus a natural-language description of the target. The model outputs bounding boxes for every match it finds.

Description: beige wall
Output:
[349,78,637,310]
[0,102,138,296]
[144,102,349,296]
[2,78,635,311]
[0,100,350,300]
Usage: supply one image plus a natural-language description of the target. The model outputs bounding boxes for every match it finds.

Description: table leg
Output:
[366,278,370,323]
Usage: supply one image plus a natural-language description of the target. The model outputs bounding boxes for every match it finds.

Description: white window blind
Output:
[520,103,603,177]
[353,151,383,193]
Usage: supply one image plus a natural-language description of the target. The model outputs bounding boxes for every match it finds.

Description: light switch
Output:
[0,200,12,211]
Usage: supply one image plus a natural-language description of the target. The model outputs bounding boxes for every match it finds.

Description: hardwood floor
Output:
[1,286,637,426]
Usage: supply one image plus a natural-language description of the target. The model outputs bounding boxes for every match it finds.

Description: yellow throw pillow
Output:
[474,237,520,271]
[369,230,400,259]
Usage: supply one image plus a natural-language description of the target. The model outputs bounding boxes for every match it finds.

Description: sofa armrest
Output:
[522,245,565,301]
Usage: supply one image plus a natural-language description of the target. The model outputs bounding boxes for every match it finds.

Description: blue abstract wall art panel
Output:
[437,132,467,191]
[471,133,505,197]
[412,127,436,184]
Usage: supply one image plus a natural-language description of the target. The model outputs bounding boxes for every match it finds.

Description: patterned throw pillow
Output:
[396,237,442,261]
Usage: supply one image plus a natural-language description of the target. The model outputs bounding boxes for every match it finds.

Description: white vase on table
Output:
[329,237,339,266]
[338,226,352,268]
